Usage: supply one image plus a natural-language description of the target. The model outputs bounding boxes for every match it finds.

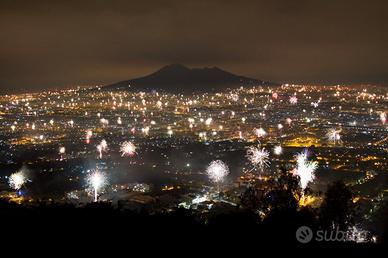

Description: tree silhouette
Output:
[320,181,355,231]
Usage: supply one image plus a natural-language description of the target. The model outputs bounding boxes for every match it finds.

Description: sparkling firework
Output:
[274,145,283,156]
[206,160,230,184]
[380,112,387,124]
[289,96,298,105]
[100,118,109,126]
[97,140,108,159]
[326,128,342,144]
[230,94,239,102]
[9,171,26,190]
[100,140,107,149]
[120,141,136,157]
[59,146,66,160]
[142,126,150,135]
[87,171,108,202]
[286,118,292,125]
[294,152,318,191]
[254,127,267,138]
[59,146,66,154]
[86,130,93,143]
[246,145,270,172]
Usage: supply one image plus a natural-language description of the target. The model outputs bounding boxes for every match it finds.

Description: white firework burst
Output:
[246,145,270,172]
[100,139,108,149]
[254,127,267,138]
[326,128,342,144]
[289,96,298,105]
[120,141,136,157]
[86,130,93,143]
[9,171,26,190]
[59,146,66,154]
[86,130,93,138]
[274,145,283,156]
[380,112,387,124]
[97,139,108,159]
[59,146,66,160]
[294,152,318,191]
[286,118,292,125]
[86,171,108,202]
[206,160,230,184]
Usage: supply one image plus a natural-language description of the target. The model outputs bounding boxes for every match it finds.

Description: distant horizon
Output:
[1,63,388,95]
[2,64,388,95]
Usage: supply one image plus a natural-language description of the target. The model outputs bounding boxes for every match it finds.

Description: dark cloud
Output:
[1,0,387,92]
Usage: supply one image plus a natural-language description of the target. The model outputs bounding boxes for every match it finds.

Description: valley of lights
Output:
[0,83,387,238]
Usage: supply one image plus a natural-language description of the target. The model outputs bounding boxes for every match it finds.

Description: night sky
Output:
[1,0,387,92]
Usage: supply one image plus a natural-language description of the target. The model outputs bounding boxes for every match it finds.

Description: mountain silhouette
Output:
[103,64,276,92]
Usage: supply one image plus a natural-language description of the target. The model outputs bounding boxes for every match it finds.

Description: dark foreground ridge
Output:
[103,64,278,93]
[1,179,386,252]
[0,200,384,254]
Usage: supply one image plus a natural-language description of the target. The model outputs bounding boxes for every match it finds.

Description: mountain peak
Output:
[103,64,277,93]
[158,64,190,72]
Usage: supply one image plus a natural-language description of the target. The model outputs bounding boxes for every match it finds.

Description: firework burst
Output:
[246,145,270,172]
[326,128,342,144]
[274,145,283,156]
[289,96,298,105]
[86,130,93,143]
[380,112,387,124]
[206,160,229,184]
[97,139,108,159]
[87,171,108,202]
[59,146,66,160]
[286,118,292,125]
[294,152,318,191]
[59,146,66,154]
[9,171,26,190]
[254,127,267,138]
[120,141,136,157]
